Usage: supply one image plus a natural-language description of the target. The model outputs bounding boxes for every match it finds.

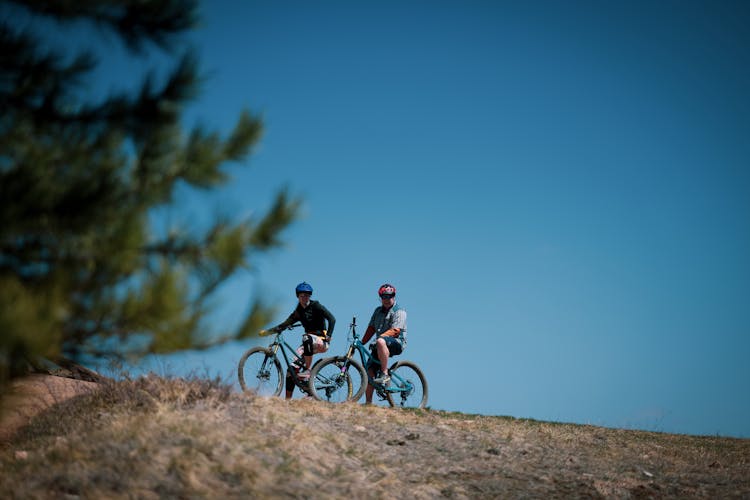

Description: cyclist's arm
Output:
[317,302,336,339]
[271,310,298,332]
[362,325,376,344]
[378,327,401,338]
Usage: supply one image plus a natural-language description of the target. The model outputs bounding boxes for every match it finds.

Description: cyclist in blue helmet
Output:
[263,282,336,398]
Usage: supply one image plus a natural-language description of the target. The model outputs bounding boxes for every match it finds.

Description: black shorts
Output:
[368,337,403,369]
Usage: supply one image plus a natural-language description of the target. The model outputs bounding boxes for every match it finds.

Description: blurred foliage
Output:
[0,0,299,388]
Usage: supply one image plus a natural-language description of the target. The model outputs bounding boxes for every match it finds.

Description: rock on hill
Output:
[1,375,749,498]
[0,375,99,442]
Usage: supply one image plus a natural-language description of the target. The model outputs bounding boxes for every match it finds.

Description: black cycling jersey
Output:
[275,300,336,338]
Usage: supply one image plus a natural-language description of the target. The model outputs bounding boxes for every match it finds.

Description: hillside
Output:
[1,375,749,498]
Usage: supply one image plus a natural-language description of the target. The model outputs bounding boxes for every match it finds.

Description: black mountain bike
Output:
[309,317,428,408]
[237,324,343,398]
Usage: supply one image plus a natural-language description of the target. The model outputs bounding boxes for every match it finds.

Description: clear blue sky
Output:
[42,1,750,437]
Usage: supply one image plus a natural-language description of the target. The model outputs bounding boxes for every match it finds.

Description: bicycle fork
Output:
[337,345,356,374]
[258,343,280,380]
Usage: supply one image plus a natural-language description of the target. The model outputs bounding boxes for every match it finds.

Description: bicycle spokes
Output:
[317,372,347,400]
[257,359,272,380]
[238,347,284,397]
[308,355,364,403]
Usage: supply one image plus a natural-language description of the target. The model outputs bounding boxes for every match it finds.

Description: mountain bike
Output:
[237,323,343,398]
[308,317,428,408]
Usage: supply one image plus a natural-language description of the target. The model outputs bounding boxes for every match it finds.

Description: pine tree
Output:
[0,0,299,386]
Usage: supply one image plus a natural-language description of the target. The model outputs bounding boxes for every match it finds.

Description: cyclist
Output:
[361,283,407,403]
[262,282,336,398]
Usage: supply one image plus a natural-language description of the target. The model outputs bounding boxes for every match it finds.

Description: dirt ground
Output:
[1,375,749,498]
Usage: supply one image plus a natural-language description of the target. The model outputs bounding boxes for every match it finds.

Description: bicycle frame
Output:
[260,324,309,389]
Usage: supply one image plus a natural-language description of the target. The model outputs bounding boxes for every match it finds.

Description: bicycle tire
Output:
[387,360,428,409]
[237,347,283,397]
[308,356,367,403]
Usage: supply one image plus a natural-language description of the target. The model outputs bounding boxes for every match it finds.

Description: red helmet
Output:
[378,283,396,297]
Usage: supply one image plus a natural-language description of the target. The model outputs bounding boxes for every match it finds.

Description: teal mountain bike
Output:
[308,317,428,408]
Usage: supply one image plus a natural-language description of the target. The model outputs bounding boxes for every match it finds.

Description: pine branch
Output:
[4,0,198,53]
[1,0,300,381]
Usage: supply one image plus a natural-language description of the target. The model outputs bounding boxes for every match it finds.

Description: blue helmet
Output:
[295,282,313,295]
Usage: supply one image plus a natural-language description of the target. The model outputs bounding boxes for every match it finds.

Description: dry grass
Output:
[1,375,749,499]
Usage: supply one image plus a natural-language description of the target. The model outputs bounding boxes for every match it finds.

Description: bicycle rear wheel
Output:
[237,347,283,397]
[309,356,367,403]
[387,360,428,409]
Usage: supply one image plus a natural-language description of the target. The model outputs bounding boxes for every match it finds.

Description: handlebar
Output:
[258,323,302,336]
[348,316,361,340]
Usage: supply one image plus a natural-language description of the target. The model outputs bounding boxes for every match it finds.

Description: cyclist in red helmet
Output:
[263,282,336,398]
[361,283,407,403]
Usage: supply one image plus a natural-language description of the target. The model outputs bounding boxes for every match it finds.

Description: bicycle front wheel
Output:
[309,356,367,403]
[388,360,428,409]
[237,347,283,397]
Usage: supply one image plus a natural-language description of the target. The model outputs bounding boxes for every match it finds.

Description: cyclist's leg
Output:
[293,343,312,381]
[303,334,329,371]
[375,337,402,377]
[295,344,305,367]
[365,362,377,404]
[374,338,389,375]
[365,345,383,403]
[285,368,295,399]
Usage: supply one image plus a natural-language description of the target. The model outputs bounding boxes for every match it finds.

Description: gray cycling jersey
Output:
[368,303,407,347]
